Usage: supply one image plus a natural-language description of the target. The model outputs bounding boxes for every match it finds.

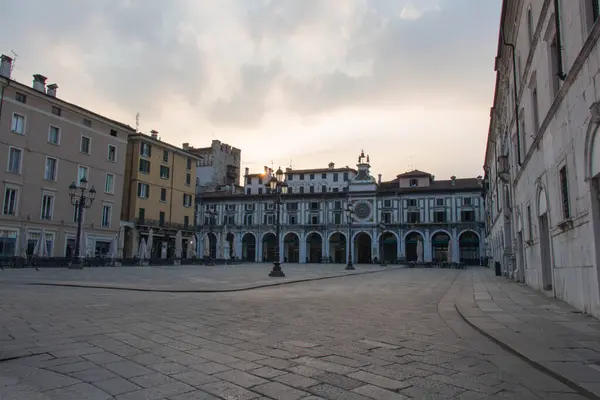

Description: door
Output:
[539,213,553,291]
[517,231,526,282]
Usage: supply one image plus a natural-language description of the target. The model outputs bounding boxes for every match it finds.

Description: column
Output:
[452,227,459,263]
[299,236,307,263]
[424,229,432,262]
[324,232,330,259]
[398,229,404,260]
[279,231,284,264]
[235,232,243,261]
[257,234,263,262]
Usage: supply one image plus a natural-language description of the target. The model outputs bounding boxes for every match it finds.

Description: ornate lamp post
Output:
[266,167,288,277]
[345,201,355,270]
[378,222,387,266]
[69,177,96,267]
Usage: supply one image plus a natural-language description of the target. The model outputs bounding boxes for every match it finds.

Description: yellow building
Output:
[121,131,200,259]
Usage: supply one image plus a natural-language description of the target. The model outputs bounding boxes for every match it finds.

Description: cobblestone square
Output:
[0,267,591,399]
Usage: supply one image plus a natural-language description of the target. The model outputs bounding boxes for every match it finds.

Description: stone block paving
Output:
[0,268,590,399]
[456,268,600,398]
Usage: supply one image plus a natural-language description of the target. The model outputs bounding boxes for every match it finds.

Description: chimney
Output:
[244,167,249,176]
[182,143,189,150]
[32,74,47,92]
[46,83,58,97]
[451,175,456,185]
[328,162,335,169]
[0,55,12,79]
[378,174,382,184]
[150,130,159,139]
[285,167,292,173]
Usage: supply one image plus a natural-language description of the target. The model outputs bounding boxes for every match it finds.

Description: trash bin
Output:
[495,261,501,276]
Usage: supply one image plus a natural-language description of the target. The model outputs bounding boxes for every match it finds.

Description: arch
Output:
[351,230,372,243]
[354,231,372,264]
[431,231,451,262]
[225,232,235,259]
[328,232,347,263]
[429,229,452,240]
[458,229,481,242]
[403,229,424,241]
[404,231,423,262]
[458,230,480,265]
[536,180,549,218]
[306,232,323,263]
[283,232,300,263]
[304,231,324,242]
[379,231,398,263]
[583,115,600,180]
[261,232,277,262]
[204,232,217,258]
[376,230,399,242]
[241,232,256,262]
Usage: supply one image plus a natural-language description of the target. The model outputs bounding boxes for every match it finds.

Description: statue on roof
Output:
[358,150,366,164]
[366,155,370,163]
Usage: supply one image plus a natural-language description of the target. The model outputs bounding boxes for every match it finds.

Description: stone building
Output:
[183,140,241,193]
[0,54,134,258]
[484,0,600,318]
[195,152,485,265]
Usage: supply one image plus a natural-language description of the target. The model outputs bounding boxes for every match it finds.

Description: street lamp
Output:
[378,222,387,267]
[266,167,288,277]
[345,201,355,270]
[69,177,96,267]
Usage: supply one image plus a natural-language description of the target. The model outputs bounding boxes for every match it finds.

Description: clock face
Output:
[354,202,371,219]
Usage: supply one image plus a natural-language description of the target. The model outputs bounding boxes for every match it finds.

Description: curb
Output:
[454,303,600,400]
[13,267,404,294]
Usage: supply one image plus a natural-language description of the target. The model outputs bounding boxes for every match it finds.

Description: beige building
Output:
[121,131,200,259]
[0,54,134,258]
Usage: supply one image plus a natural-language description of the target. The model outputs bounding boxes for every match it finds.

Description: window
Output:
[408,211,420,223]
[461,210,475,222]
[226,204,236,211]
[321,185,327,193]
[11,113,25,134]
[184,216,190,229]
[77,166,89,183]
[436,198,444,207]
[333,173,339,182]
[288,174,293,181]
[532,86,540,133]
[309,186,315,193]
[52,106,61,116]
[137,182,149,198]
[244,214,253,225]
[299,186,304,193]
[321,173,326,179]
[334,201,342,210]
[83,118,92,127]
[159,211,165,226]
[107,145,117,162]
[15,92,26,103]
[549,35,561,97]
[224,215,235,225]
[7,147,22,173]
[80,136,91,154]
[409,179,418,187]
[101,205,112,228]
[140,142,151,157]
[266,203,275,211]
[258,177,263,184]
[434,211,446,223]
[310,173,315,180]
[245,204,255,211]
[382,212,392,224]
[110,129,117,137]
[48,125,60,144]
[559,166,570,219]
[334,212,342,225]
[160,165,170,179]
[105,173,114,194]
[299,174,305,180]
[527,205,533,240]
[40,194,53,220]
[527,6,534,46]
[44,157,57,181]
[343,172,349,181]
[162,150,169,163]
[332,188,339,192]
[186,158,192,170]
[288,187,293,194]
[408,199,417,208]
[463,197,472,206]
[258,187,263,194]
[160,188,167,202]
[311,215,319,225]
[139,159,150,174]
[289,215,297,224]
[3,188,18,215]
[310,202,319,210]
[246,188,251,195]
[186,173,191,186]
[183,193,192,207]
[518,113,526,162]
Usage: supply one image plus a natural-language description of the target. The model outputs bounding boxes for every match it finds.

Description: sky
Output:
[0,0,501,182]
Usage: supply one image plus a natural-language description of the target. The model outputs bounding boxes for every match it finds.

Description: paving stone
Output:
[45,382,113,400]
[47,361,99,373]
[130,372,179,388]
[104,360,154,378]
[307,383,371,399]
[314,371,364,390]
[200,380,260,400]
[83,352,126,365]
[293,356,356,374]
[348,370,411,391]
[68,367,119,382]
[148,362,188,375]
[115,381,194,400]
[250,366,289,378]
[252,381,309,400]
[93,377,142,396]
[352,384,410,399]
[168,390,221,399]
[170,370,219,386]
[256,357,296,369]
[190,362,232,374]
[230,360,263,371]
[213,369,268,388]
[188,349,241,364]
[274,372,320,388]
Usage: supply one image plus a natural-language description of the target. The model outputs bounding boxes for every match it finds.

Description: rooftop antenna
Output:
[135,112,140,133]
[9,50,19,74]
[407,154,414,171]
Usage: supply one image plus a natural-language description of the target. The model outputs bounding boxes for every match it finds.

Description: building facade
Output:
[121,132,201,259]
[484,0,600,318]
[0,55,134,258]
[196,153,485,265]
[183,140,241,193]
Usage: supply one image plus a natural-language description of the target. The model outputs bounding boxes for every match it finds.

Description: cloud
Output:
[400,4,422,20]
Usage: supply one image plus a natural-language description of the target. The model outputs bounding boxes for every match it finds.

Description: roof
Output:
[378,178,482,194]
[287,167,357,175]
[4,78,136,132]
[396,169,432,178]
[128,133,203,159]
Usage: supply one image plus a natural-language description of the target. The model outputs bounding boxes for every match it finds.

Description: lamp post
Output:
[266,167,288,277]
[345,201,355,270]
[378,222,387,267]
[205,208,217,260]
[69,177,96,268]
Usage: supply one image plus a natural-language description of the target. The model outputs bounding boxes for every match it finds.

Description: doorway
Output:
[517,231,526,282]
[538,213,553,291]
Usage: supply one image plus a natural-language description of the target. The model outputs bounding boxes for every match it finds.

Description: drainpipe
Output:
[500,27,522,166]
[553,0,567,81]
[0,80,7,120]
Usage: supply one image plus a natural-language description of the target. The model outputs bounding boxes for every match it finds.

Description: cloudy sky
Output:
[1,0,500,182]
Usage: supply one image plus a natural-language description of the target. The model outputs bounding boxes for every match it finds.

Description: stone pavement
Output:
[0,268,593,399]
[456,268,600,399]
[0,263,397,292]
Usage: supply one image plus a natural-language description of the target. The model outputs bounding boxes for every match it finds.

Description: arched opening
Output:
[431,232,450,262]
[226,232,235,259]
[283,233,300,263]
[405,232,423,262]
[590,128,600,300]
[459,231,480,265]
[262,233,277,262]
[379,232,397,263]
[241,233,256,262]
[207,232,217,258]
[354,232,372,264]
[538,186,553,290]
[328,232,346,263]
[306,233,322,263]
